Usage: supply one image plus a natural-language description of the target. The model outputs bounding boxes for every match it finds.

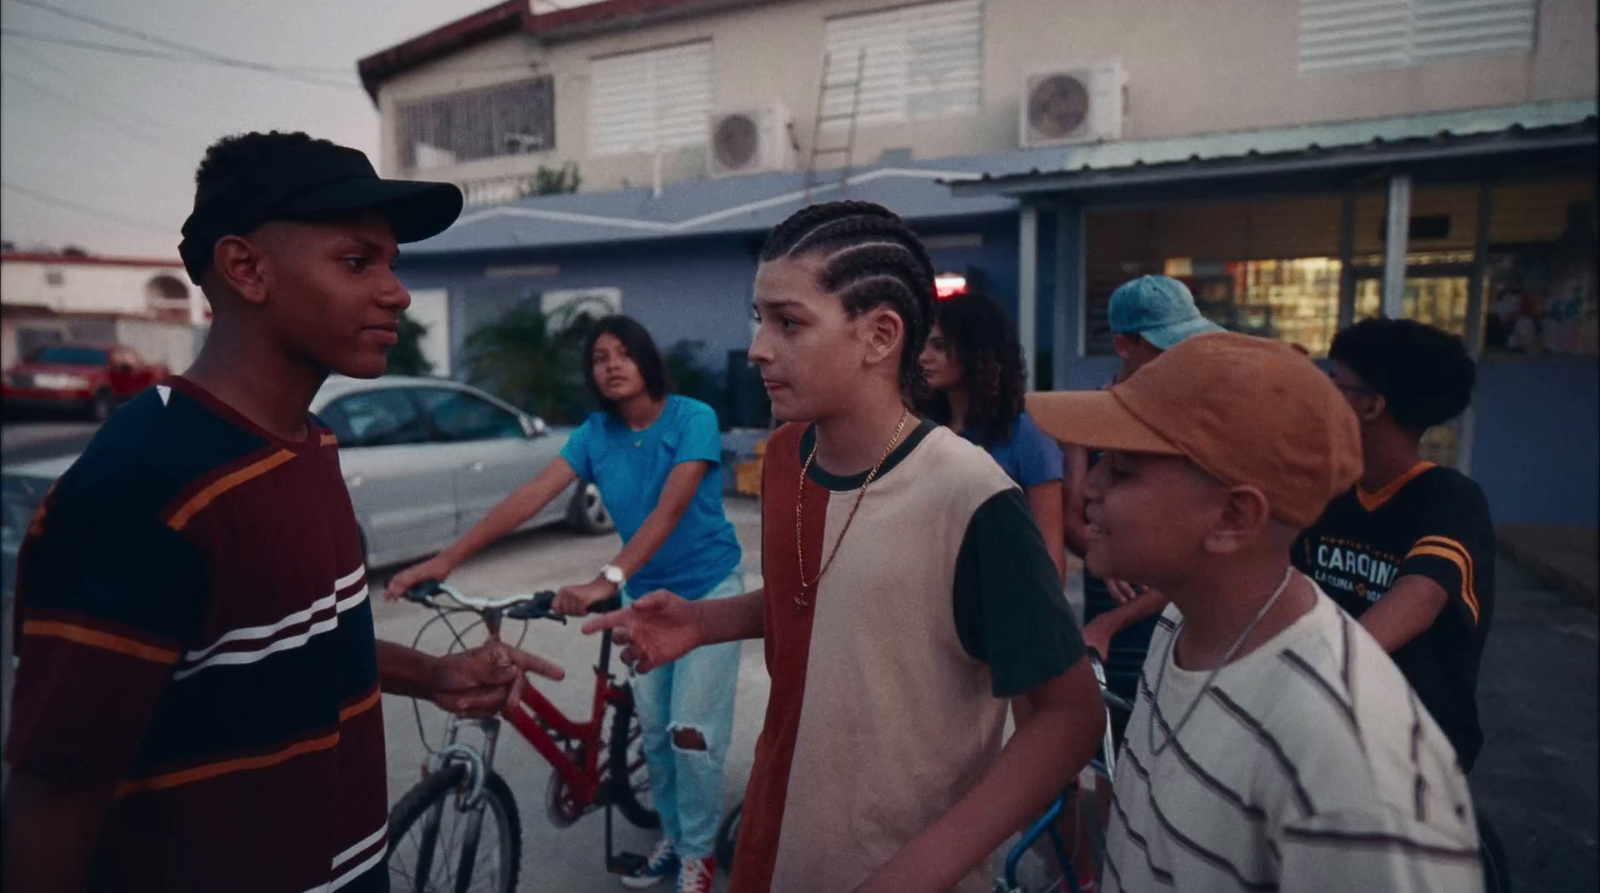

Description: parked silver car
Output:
[0,376,610,598]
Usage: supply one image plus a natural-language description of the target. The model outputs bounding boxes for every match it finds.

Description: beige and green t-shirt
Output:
[729,419,1084,893]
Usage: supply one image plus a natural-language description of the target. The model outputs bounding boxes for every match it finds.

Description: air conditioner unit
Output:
[1020,61,1124,148]
[708,103,791,177]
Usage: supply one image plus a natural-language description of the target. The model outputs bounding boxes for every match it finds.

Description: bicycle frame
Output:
[996,655,1130,893]
[398,585,653,882]
[495,626,626,807]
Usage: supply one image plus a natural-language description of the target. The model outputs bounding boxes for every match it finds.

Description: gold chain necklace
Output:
[794,408,910,609]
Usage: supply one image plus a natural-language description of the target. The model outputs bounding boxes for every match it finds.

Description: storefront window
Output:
[1085,195,1343,356]
[1481,181,1596,357]
[1354,276,1472,336]
[1083,180,1596,360]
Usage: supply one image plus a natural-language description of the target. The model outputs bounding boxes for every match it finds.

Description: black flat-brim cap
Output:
[179,139,463,284]
[275,177,462,243]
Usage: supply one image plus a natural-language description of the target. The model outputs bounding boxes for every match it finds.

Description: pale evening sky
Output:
[1,0,592,259]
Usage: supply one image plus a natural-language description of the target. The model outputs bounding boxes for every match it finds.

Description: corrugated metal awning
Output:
[949,100,1597,198]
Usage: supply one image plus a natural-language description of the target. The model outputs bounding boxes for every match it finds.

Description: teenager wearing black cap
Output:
[2,131,563,893]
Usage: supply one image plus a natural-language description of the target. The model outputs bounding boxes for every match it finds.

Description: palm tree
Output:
[386,311,434,377]
[460,299,607,424]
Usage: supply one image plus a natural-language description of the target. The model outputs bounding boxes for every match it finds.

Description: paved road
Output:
[1472,557,1599,892]
[0,420,101,464]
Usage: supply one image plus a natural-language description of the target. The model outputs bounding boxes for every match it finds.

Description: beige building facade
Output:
[0,253,208,371]
[365,0,1596,199]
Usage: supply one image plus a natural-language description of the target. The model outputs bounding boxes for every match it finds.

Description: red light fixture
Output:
[934,273,967,300]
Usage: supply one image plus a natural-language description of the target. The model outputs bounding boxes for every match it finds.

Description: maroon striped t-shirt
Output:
[6,376,387,892]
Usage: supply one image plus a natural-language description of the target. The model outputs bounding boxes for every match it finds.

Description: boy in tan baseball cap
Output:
[1028,332,1484,892]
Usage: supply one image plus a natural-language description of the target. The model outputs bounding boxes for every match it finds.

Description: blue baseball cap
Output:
[1108,275,1224,350]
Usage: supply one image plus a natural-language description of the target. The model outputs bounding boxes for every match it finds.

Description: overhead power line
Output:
[3,181,175,234]
[4,27,225,64]
[2,65,190,152]
[3,27,553,80]
[2,26,356,80]
[7,0,360,89]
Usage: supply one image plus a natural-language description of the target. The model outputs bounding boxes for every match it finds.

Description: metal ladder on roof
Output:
[802,47,866,205]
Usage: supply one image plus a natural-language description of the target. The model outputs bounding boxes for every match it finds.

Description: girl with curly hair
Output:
[920,291,1066,581]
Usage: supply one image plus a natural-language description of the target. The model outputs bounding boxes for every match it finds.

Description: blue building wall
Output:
[1471,357,1599,526]
[400,212,1023,382]
[401,236,760,375]
[399,212,1598,527]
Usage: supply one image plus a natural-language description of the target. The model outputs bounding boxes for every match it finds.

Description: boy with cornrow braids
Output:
[588,201,1105,893]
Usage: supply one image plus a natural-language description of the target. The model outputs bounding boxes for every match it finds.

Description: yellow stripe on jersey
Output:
[23,620,181,664]
[115,731,341,797]
[166,449,297,531]
[1407,536,1478,625]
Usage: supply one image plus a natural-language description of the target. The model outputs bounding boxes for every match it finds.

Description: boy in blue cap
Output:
[1107,274,1225,379]
[1067,276,1221,699]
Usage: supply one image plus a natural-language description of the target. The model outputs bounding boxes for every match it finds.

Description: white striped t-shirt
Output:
[1104,588,1483,893]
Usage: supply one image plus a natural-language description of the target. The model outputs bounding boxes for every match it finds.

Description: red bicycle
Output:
[386,580,656,893]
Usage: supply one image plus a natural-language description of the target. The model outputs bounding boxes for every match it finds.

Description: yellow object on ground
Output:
[735,439,766,497]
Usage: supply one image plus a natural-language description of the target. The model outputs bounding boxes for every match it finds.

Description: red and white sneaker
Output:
[675,856,715,893]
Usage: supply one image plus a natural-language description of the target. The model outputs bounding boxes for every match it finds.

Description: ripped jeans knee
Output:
[670,724,709,752]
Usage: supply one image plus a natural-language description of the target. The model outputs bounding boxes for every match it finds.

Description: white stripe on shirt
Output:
[173,585,369,681]
[183,567,366,661]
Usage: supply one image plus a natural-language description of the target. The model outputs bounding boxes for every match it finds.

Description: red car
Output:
[2,342,169,421]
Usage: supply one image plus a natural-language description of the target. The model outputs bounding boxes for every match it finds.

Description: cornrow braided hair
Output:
[922,292,1028,449]
[760,201,937,400]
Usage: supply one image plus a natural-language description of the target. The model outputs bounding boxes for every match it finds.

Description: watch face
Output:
[604,566,624,584]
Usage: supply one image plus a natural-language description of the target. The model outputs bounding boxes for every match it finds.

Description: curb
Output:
[1496,532,1599,610]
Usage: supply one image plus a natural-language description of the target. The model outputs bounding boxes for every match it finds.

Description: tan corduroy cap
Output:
[1027,332,1362,527]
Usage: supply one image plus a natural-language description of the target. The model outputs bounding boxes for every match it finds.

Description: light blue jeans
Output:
[625,571,744,860]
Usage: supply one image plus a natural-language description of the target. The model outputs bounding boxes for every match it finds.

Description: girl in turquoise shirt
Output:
[389,316,741,893]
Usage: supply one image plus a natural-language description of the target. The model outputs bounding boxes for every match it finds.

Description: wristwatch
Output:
[600,564,626,590]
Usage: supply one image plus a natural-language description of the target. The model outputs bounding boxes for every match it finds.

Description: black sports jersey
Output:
[1293,462,1495,771]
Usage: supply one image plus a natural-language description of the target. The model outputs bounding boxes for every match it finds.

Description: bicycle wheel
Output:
[606,684,661,830]
[388,763,522,893]
[1478,813,1512,893]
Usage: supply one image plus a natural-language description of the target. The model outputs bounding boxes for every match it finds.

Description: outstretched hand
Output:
[580,591,702,674]
[429,641,565,718]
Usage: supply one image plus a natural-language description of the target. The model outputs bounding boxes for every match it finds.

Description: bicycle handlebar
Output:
[1087,650,1136,715]
[505,592,621,621]
[402,580,620,622]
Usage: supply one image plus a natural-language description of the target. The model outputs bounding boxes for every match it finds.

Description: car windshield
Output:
[30,347,109,366]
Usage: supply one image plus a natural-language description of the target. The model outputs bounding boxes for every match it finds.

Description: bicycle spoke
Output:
[439,806,463,891]
[388,849,416,892]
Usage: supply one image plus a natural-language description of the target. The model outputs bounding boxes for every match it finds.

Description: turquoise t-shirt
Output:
[559,395,742,600]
